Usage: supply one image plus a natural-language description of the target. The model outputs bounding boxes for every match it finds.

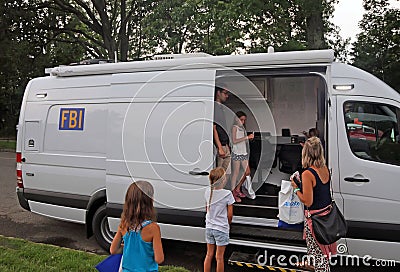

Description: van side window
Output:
[344,101,400,166]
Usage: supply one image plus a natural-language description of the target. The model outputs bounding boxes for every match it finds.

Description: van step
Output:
[255,182,281,196]
[234,203,278,219]
[230,225,305,246]
[228,251,309,271]
[231,236,306,249]
[240,195,278,206]
[234,183,280,219]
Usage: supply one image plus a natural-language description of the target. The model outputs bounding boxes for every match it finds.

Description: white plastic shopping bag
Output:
[242,176,256,199]
[278,180,304,224]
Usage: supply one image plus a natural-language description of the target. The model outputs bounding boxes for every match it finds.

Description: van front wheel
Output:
[92,204,114,251]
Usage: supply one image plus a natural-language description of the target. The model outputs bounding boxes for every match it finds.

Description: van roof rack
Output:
[153,52,212,60]
[45,49,335,77]
[69,59,114,66]
[44,59,114,74]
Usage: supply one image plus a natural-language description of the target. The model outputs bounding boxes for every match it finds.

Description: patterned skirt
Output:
[231,153,249,161]
[304,219,331,271]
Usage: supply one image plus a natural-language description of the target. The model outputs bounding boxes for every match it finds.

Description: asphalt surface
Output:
[1,151,395,271]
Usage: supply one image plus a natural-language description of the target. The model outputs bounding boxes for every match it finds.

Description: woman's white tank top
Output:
[232,125,247,155]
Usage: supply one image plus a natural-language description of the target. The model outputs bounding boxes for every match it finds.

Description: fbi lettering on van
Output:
[59,108,85,130]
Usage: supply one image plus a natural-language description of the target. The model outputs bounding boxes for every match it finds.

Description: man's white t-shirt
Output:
[204,187,235,234]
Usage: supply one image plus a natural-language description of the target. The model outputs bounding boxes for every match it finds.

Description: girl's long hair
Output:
[302,136,325,168]
[208,167,226,211]
[234,111,247,128]
[120,180,156,231]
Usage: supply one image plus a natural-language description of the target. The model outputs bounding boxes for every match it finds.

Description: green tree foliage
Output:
[352,0,400,91]
[0,0,85,137]
[142,0,345,55]
[18,0,348,58]
[142,0,244,55]
[38,0,155,61]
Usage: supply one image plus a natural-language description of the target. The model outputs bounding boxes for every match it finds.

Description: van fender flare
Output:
[85,189,106,238]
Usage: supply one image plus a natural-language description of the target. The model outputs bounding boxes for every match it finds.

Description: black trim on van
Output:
[17,189,31,211]
[157,208,205,227]
[107,203,306,246]
[107,203,400,244]
[236,66,327,77]
[23,188,89,209]
[347,221,400,243]
[22,191,400,244]
[106,203,205,227]
[106,203,122,217]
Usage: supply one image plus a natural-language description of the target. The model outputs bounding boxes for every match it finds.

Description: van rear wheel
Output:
[92,204,114,251]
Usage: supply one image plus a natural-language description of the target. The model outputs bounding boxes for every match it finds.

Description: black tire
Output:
[92,204,115,251]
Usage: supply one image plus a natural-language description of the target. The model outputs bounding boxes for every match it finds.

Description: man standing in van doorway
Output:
[214,85,232,179]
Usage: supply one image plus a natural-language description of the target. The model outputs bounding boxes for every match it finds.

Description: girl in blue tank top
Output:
[110,181,164,272]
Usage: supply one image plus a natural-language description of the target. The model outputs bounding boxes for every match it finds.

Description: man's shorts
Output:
[205,228,229,246]
[216,145,231,174]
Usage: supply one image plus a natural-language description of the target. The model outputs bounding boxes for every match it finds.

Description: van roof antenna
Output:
[268,46,274,53]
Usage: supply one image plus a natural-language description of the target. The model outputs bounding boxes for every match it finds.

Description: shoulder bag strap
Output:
[329,167,334,202]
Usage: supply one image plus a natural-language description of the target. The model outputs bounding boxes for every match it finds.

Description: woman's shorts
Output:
[205,228,229,246]
[231,153,249,161]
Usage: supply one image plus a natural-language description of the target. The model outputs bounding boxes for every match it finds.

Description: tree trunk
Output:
[305,1,326,49]
[92,0,115,59]
[120,0,128,61]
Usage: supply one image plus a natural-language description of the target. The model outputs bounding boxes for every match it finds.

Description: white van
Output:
[16,49,400,264]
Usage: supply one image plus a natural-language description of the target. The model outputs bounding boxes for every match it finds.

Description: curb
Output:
[0,149,15,153]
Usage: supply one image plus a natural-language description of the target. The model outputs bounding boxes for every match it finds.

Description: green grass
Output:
[0,139,16,150]
[0,236,190,272]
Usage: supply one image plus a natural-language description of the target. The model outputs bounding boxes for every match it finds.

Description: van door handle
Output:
[189,171,209,176]
[344,177,370,183]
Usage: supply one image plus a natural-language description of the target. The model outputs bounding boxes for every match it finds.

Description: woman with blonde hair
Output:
[291,137,336,271]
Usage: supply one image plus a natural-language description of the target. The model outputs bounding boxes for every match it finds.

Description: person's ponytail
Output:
[208,167,226,211]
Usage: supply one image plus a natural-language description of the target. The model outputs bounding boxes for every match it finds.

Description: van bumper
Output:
[16,187,31,211]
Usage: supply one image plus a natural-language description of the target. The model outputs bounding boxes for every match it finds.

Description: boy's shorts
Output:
[216,145,231,174]
[205,228,229,246]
